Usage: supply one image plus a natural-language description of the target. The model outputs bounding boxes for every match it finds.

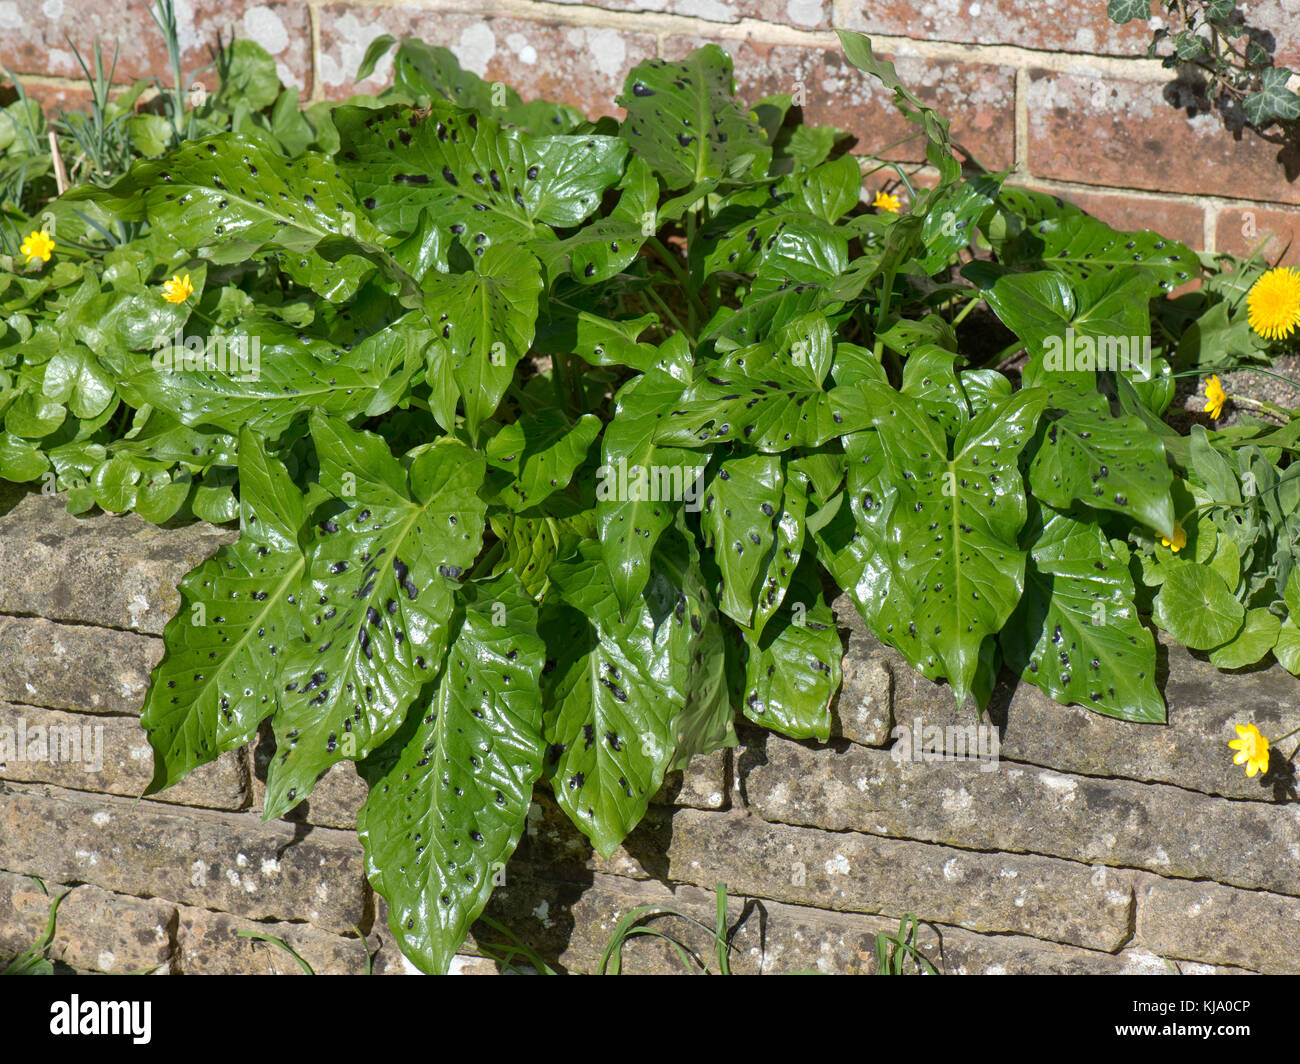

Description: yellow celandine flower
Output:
[1160,524,1186,552]
[1228,723,1269,778]
[1203,374,1227,420]
[161,273,194,304]
[873,190,901,214]
[19,229,54,263]
[1246,266,1300,342]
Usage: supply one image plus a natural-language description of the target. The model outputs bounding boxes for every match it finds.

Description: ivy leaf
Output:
[263,416,486,820]
[1244,68,1300,126]
[141,427,306,793]
[1107,0,1153,24]
[616,46,770,191]
[359,573,545,975]
[1002,505,1164,723]
[1152,564,1245,650]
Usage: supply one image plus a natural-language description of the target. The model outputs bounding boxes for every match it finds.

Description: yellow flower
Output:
[1160,524,1186,552]
[161,273,194,304]
[873,190,901,214]
[19,229,54,264]
[1203,374,1227,420]
[1246,266,1300,341]
[1228,722,1269,778]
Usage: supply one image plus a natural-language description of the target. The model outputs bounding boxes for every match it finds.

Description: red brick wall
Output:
[5,0,1299,262]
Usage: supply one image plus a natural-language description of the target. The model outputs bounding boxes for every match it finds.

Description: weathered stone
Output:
[284,761,367,830]
[0,616,163,715]
[174,905,370,975]
[727,894,1238,975]
[830,604,893,746]
[742,733,1300,896]
[0,782,365,933]
[0,701,247,810]
[835,594,1300,803]
[520,795,667,882]
[0,871,174,974]
[467,871,1222,975]
[652,809,1138,950]
[652,750,730,810]
[1136,878,1300,975]
[743,723,1300,889]
[0,488,234,635]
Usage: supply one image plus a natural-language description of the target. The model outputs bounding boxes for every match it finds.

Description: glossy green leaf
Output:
[616,46,770,190]
[1003,505,1164,723]
[142,428,306,792]
[360,573,545,975]
[263,416,486,819]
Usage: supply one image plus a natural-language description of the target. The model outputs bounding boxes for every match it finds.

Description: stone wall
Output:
[3,1,1299,263]
[1,482,1298,974]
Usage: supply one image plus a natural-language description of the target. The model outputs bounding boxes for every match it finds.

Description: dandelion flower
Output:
[1246,266,1300,342]
[873,190,901,214]
[1203,374,1227,420]
[19,229,54,264]
[1160,524,1186,552]
[1228,722,1269,778]
[161,273,194,304]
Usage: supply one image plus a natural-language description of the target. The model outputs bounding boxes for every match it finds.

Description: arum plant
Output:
[1,30,1297,973]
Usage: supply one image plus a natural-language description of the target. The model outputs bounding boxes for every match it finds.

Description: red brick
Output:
[1,79,94,117]
[1215,203,1300,266]
[663,36,1017,170]
[837,0,1156,55]
[1027,70,1300,205]
[547,0,831,27]
[1023,184,1206,250]
[318,7,656,120]
[0,0,312,92]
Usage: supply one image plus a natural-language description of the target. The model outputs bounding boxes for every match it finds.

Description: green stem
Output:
[1230,394,1298,422]
[645,236,706,322]
[645,285,694,348]
[949,293,982,328]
